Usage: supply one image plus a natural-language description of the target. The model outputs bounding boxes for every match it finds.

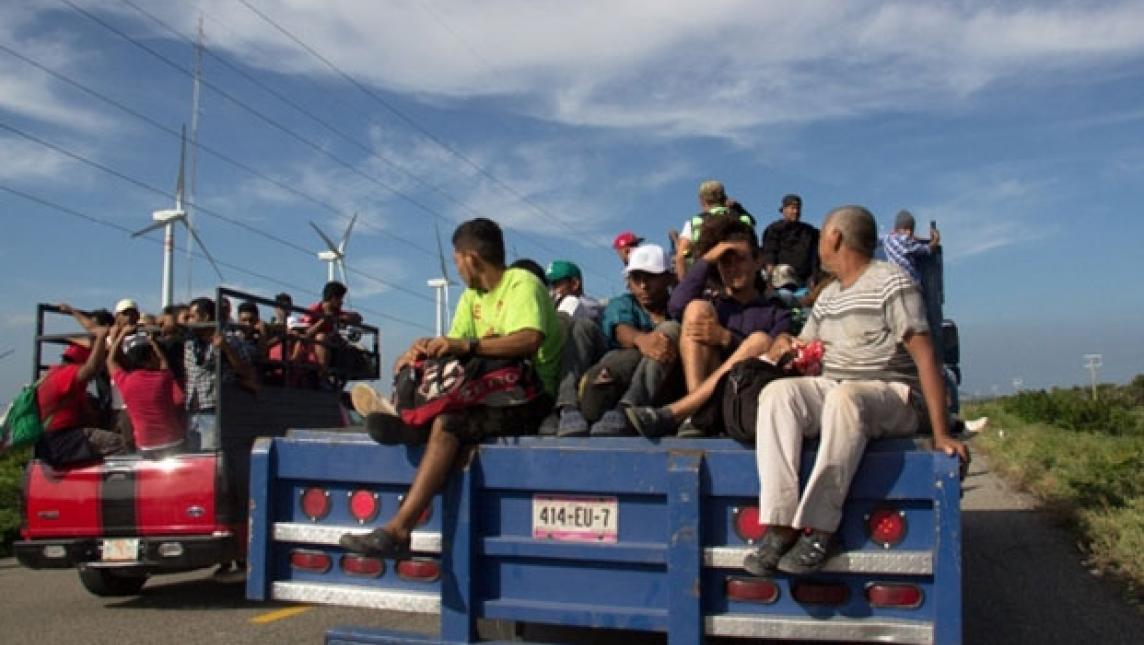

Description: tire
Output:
[77,565,148,597]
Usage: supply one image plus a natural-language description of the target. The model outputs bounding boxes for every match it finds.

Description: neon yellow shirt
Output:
[448,267,564,396]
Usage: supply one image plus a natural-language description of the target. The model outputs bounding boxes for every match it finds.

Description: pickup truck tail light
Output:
[866,583,923,608]
[866,507,907,547]
[732,506,766,543]
[300,488,331,521]
[396,558,440,582]
[726,576,779,604]
[348,490,379,524]
[792,581,849,605]
[290,549,331,573]
[341,554,384,578]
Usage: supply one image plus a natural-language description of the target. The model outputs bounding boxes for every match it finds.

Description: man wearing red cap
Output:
[612,231,643,266]
[34,328,125,467]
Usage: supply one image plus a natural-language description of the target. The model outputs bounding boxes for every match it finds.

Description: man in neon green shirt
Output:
[341,217,563,559]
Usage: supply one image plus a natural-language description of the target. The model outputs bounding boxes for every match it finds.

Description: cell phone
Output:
[929,220,937,230]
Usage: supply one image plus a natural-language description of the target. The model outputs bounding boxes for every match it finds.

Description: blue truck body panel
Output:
[247,432,961,644]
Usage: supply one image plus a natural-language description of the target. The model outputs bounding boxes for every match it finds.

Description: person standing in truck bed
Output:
[744,205,967,576]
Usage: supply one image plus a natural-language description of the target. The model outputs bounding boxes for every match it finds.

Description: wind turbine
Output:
[310,213,358,293]
[428,221,457,336]
[132,126,223,308]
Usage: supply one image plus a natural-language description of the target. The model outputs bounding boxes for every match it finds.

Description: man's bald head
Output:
[823,205,877,258]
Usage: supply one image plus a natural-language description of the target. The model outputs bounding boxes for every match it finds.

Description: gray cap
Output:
[893,209,916,231]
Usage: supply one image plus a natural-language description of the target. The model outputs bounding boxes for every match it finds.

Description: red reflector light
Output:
[341,554,385,578]
[290,549,332,573]
[792,581,849,605]
[866,583,923,608]
[866,507,907,548]
[348,489,379,523]
[300,487,331,521]
[726,576,779,604]
[396,558,440,582]
[732,506,766,544]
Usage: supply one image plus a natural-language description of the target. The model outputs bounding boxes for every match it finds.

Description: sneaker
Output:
[742,528,798,577]
[351,384,396,417]
[556,408,590,437]
[589,409,636,436]
[212,561,246,584]
[365,413,424,445]
[676,417,705,438]
[964,417,989,434]
[624,406,677,438]
[338,527,411,559]
[777,530,836,575]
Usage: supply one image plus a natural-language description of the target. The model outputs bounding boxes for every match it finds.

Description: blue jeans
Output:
[188,411,218,451]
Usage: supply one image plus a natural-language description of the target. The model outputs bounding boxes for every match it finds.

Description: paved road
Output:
[2,451,1140,644]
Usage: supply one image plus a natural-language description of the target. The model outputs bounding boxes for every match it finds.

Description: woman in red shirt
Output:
[108,326,186,457]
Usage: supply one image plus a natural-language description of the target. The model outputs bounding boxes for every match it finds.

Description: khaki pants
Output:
[755,377,918,532]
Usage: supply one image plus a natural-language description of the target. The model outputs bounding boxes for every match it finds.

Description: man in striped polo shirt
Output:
[744,205,967,576]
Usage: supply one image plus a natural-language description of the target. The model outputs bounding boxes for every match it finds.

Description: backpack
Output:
[690,357,791,443]
[394,356,542,427]
[0,377,48,452]
[688,204,757,243]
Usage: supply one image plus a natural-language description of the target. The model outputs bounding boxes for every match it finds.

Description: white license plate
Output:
[532,495,618,543]
[101,538,140,562]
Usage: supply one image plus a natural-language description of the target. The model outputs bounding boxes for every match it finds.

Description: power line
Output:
[119,0,502,235]
[0,120,433,304]
[62,0,463,258]
[231,0,611,278]
[0,182,433,333]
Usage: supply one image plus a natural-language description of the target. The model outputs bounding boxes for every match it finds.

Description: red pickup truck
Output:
[14,291,378,596]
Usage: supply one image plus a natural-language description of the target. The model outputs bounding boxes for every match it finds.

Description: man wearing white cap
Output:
[559,244,682,437]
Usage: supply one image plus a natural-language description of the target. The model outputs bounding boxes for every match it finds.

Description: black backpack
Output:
[690,357,791,443]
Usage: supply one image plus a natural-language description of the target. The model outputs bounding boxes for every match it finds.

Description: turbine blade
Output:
[183,220,224,280]
[434,220,451,281]
[131,219,169,238]
[339,212,358,253]
[337,260,350,301]
[310,221,340,254]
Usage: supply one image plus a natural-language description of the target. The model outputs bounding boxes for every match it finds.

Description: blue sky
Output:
[2,0,1143,402]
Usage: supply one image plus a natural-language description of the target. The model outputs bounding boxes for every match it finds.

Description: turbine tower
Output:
[132,126,223,308]
[311,212,358,291]
[428,221,457,336]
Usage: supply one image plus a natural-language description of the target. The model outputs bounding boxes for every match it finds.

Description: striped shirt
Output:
[882,232,931,284]
[799,261,928,387]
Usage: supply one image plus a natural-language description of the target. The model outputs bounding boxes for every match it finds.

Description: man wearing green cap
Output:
[545,260,602,321]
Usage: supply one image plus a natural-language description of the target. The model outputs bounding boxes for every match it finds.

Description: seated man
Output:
[557,244,681,437]
[612,230,643,266]
[108,326,186,458]
[674,179,755,277]
[742,205,966,576]
[340,217,563,558]
[33,328,126,467]
[298,281,363,375]
[545,260,602,321]
[645,217,789,435]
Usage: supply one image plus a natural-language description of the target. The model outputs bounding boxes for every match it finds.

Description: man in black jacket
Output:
[760,194,819,287]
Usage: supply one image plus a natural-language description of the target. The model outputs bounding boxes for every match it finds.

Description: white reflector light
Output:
[158,542,185,558]
[43,545,67,559]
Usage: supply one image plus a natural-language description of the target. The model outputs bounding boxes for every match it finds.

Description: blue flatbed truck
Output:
[246,432,961,644]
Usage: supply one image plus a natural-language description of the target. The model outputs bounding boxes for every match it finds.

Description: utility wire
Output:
[0,41,435,259]
[0,121,433,304]
[61,0,455,256]
[119,0,497,236]
[0,183,433,333]
[232,0,612,278]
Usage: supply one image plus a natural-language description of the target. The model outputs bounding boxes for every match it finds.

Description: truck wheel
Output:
[77,566,148,597]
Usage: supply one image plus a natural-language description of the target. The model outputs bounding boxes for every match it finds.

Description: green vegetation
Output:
[0,448,29,558]
[966,375,1144,600]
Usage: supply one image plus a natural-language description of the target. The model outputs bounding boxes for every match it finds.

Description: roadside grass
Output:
[0,449,28,558]
[965,401,1144,602]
